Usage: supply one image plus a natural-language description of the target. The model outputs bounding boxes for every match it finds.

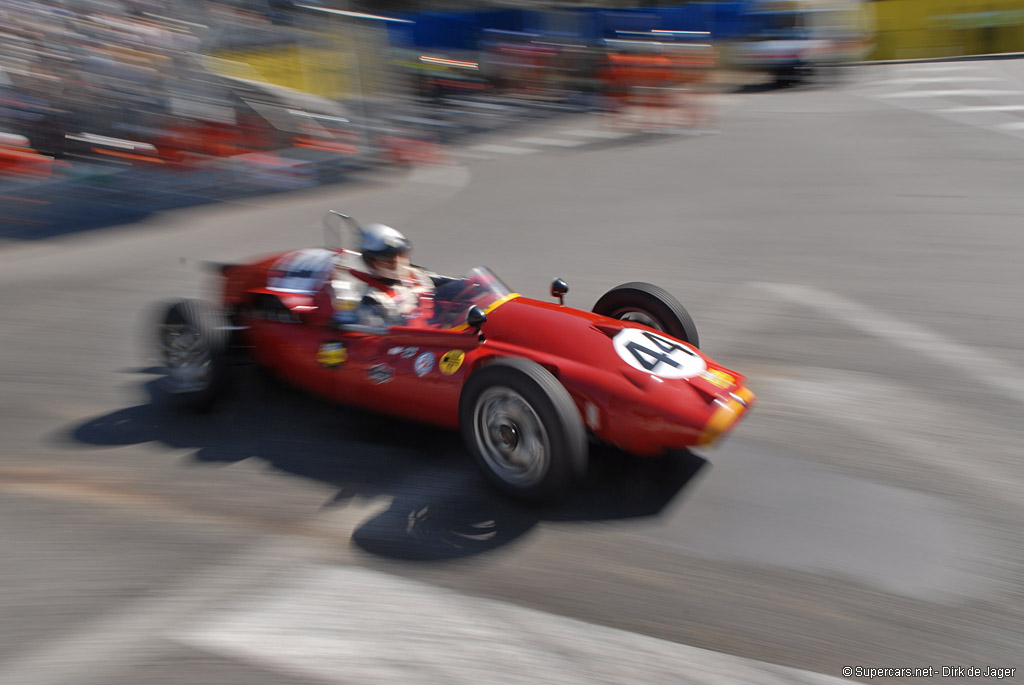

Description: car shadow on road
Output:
[730,82,786,94]
[68,369,707,562]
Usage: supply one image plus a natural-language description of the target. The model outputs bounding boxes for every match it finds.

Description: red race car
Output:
[154,213,755,499]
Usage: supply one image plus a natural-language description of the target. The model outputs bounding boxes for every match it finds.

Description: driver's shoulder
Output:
[333,251,363,273]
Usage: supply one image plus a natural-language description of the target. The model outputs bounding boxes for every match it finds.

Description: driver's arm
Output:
[410,264,457,288]
[429,274,459,287]
[332,302,389,333]
[433,279,471,304]
[332,288,399,333]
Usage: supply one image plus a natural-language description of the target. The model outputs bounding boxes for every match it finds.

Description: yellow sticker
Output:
[439,350,465,375]
[317,341,347,368]
[333,296,359,312]
[702,368,734,389]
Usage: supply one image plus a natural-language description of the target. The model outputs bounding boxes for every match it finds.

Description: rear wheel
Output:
[460,358,587,501]
[155,299,232,412]
[593,282,699,348]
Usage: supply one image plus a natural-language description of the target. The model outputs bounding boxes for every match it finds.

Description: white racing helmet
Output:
[359,223,412,282]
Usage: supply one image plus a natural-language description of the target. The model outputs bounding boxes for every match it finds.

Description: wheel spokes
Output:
[475,388,549,485]
[160,323,212,391]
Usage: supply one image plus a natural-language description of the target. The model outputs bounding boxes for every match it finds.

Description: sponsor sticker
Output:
[366,363,394,385]
[414,352,435,377]
[439,350,465,376]
[317,341,347,368]
[401,347,419,359]
[387,346,404,356]
[701,368,735,389]
[335,298,359,312]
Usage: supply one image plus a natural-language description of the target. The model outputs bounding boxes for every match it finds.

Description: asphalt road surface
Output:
[2,58,1024,684]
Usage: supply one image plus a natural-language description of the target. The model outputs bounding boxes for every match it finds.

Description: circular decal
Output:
[612,329,705,379]
[316,341,347,368]
[268,248,335,294]
[439,350,465,375]
[414,352,435,377]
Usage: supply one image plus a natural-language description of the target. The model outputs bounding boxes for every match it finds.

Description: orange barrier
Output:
[598,46,718,132]
[0,140,62,179]
[380,136,446,166]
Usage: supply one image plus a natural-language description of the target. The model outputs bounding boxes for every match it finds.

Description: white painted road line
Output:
[0,536,326,685]
[406,164,471,188]
[890,64,983,73]
[940,105,1024,113]
[514,136,586,148]
[469,143,537,156]
[178,564,848,685]
[451,148,497,161]
[865,76,1001,87]
[761,367,1024,509]
[757,282,1024,406]
[880,89,1020,99]
[560,128,631,140]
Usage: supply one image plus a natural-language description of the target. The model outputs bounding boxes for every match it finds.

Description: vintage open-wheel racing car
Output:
[153,212,755,500]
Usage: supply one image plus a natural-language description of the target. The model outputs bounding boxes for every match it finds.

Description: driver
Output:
[331,222,437,328]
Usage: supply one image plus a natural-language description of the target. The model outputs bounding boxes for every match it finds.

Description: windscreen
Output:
[430,266,513,328]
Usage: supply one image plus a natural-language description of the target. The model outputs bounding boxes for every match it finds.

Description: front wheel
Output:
[593,282,699,348]
[155,299,232,412]
[459,358,587,501]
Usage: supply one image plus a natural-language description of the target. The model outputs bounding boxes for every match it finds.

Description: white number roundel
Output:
[612,329,705,379]
[268,249,335,293]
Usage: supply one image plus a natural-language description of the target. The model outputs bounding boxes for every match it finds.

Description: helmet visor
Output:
[371,254,399,270]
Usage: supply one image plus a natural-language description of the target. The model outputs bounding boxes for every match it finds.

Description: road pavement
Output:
[2,59,1024,684]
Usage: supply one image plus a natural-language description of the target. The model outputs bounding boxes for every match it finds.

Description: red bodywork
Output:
[219,248,755,457]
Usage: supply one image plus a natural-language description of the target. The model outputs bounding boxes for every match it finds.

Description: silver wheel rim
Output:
[159,322,212,393]
[609,307,663,331]
[473,387,549,487]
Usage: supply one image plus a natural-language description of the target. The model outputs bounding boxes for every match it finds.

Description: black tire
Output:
[775,63,811,88]
[155,299,232,412]
[592,282,699,348]
[459,358,587,501]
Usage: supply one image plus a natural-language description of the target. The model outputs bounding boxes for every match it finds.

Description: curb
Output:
[857,51,1024,66]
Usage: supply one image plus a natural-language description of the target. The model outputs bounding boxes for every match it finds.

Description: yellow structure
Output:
[211,24,390,99]
[871,0,1024,60]
[205,2,1024,98]
[211,43,351,98]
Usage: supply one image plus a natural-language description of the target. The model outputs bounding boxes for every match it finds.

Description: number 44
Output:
[625,331,696,372]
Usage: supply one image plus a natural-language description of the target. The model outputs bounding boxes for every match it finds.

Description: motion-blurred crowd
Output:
[0,0,323,179]
[1,0,725,184]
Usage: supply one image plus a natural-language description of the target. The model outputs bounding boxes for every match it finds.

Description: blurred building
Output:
[871,0,1024,60]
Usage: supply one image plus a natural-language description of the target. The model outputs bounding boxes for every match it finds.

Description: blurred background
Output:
[0,0,976,227]
[3,0,1024,684]
[6,0,1024,227]
[9,0,1024,227]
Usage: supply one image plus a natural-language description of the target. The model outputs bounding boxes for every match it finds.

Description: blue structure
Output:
[386,3,757,52]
